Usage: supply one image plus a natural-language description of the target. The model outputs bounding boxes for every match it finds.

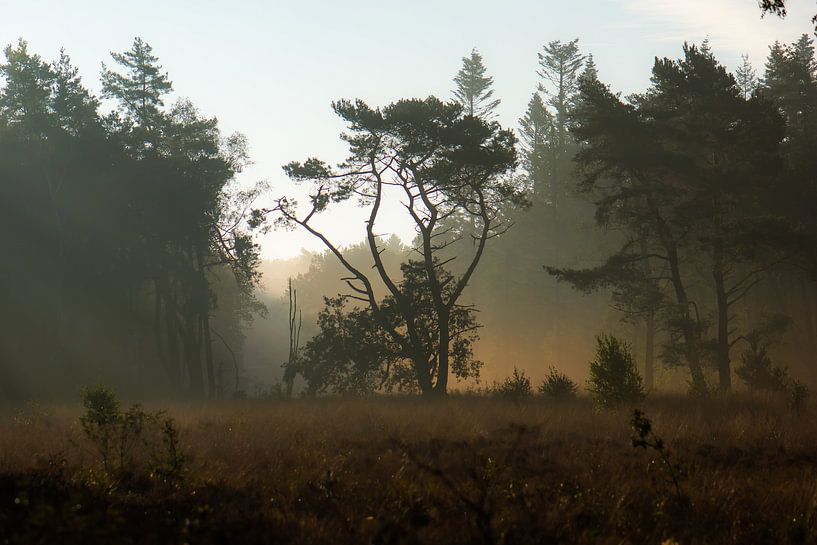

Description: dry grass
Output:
[1,394,817,544]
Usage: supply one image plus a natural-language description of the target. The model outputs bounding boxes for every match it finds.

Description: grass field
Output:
[1,394,817,544]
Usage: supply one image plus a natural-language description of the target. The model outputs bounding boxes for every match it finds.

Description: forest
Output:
[3,1,817,542]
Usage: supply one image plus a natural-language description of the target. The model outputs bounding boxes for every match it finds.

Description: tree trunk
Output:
[182,317,204,397]
[194,244,216,398]
[433,309,451,396]
[645,312,656,391]
[650,196,706,391]
[713,263,731,392]
[155,277,182,391]
[202,313,216,399]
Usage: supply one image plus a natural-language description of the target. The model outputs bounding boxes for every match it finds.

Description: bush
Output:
[736,342,788,392]
[492,367,533,400]
[80,386,184,483]
[587,334,645,407]
[538,367,578,400]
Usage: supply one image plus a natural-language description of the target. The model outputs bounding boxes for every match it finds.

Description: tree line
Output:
[0,38,262,400]
[3,30,817,400]
[271,35,817,397]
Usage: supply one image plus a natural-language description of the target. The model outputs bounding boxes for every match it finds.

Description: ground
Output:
[1,395,816,544]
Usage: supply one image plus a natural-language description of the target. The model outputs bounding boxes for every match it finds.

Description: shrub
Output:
[736,340,810,412]
[493,367,533,400]
[587,334,645,407]
[80,386,184,482]
[736,342,789,392]
[538,367,578,400]
[789,380,810,413]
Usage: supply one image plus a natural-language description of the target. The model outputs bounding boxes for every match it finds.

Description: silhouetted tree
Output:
[266,97,521,396]
[300,262,481,395]
[452,48,500,119]
[570,43,786,393]
[759,0,817,31]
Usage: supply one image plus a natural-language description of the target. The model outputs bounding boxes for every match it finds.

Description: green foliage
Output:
[537,367,578,400]
[80,386,184,483]
[101,37,172,130]
[492,367,533,400]
[587,334,645,407]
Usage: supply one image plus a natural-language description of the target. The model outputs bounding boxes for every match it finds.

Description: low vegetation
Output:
[1,392,816,544]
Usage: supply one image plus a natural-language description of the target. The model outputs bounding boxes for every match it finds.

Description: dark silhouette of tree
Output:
[282,279,301,398]
[101,37,171,137]
[265,97,521,396]
[569,43,786,393]
[538,39,585,159]
[299,262,482,395]
[518,92,554,199]
[452,48,500,119]
[760,0,817,31]
[0,37,261,400]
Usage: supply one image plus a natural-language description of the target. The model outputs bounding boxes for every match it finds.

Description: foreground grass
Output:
[1,395,816,544]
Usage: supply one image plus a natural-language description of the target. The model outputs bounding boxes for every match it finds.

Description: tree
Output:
[518,92,554,200]
[736,54,758,99]
[265,97,521,396]
[759,0,817,32]
[0,38,261,400]
[548,245,666,390]
[282,278,302,398]
[538,39,585,154]
[587,334,645,407]
[101,37,172,142]
[300,262,482,395]
[569,43,786,393]
[452,48,500,119]
[101,38,261,397]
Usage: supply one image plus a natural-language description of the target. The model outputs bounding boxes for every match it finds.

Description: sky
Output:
[3,0,816,259]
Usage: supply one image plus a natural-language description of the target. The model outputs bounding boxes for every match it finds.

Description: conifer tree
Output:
[518,93,553,199]
[452,48,500,118]
[101,37,172,132]
[736,54,758,99]
[537,38,585,147]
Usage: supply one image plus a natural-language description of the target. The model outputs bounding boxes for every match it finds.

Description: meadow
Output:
[1,394,816,544]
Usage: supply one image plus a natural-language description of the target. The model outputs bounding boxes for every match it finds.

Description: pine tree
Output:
[518,93,553,199]
[735,53,758,99]
[537,38,585,146]
[101,37,172,131]
[0,39,54,131]
[52,49,99,134]
[452,48,500,119]
[580,53,599,84]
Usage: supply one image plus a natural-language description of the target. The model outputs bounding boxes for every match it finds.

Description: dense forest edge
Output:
[2,10,817,402]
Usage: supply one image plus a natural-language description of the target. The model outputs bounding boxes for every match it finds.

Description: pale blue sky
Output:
[4,0,815,258]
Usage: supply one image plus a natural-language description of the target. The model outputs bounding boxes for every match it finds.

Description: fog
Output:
[2,2,817,402]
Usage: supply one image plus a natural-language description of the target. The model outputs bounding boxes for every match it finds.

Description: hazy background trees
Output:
[0,38,261,400]
[3,30,817,400]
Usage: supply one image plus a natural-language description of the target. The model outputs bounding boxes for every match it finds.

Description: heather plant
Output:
[587,334,645,407]
[537,366,578,400]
